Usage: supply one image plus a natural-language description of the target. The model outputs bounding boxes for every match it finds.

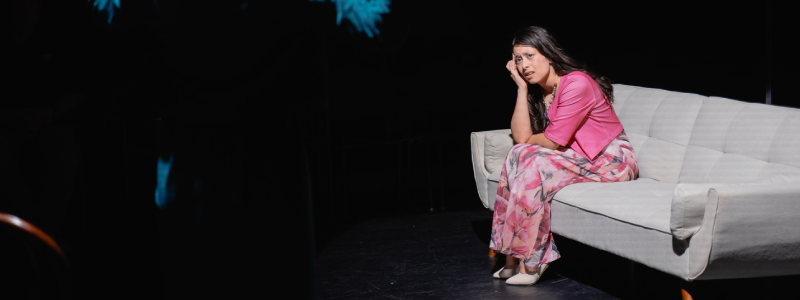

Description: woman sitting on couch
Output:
[490,25,639,286]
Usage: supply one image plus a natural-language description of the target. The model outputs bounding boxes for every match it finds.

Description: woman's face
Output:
[512,45,551,86]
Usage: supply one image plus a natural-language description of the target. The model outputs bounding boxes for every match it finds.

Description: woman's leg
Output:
[491,133,638,275]
[491,144,567,274]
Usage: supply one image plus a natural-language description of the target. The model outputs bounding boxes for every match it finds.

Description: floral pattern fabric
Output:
[490,131,638,271]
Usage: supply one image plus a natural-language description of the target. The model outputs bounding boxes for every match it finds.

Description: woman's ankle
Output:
[504,257,520,270]
[521,265,534,274]
[519,263,546,275]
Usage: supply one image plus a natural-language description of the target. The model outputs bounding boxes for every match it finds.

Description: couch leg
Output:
[681,288,693,300]
[488,249,496,258]
[681,280,695,300]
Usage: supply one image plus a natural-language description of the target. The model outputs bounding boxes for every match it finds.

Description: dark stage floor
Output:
[313,209,800,300]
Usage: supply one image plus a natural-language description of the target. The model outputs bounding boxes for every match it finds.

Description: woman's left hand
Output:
[506,58,527,89]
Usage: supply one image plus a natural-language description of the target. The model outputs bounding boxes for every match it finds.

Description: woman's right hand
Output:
[506,58,527,89]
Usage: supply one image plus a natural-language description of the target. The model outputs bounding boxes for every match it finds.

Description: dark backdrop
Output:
[0,1,794,299]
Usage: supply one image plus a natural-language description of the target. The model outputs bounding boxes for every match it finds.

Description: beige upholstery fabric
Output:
[701,184,800,279]
[470,131,490,209]
[487,172,500,210]
[669,183,724,240]
[471,129,511,209]
[484,131,514,174]
[669,174,800,241]
[612,85,703,183]
[554,179,673,233]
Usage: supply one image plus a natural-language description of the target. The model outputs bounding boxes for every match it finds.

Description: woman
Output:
[490,26,638,286]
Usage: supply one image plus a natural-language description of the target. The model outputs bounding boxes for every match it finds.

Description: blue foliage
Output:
[311,0,391,38]
[155,153,175,209]
[89,0,121,24]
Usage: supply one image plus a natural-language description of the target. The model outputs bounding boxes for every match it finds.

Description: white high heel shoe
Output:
[505,263,549,286]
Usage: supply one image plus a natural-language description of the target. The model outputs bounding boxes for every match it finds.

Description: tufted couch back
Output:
[612,84,800,184]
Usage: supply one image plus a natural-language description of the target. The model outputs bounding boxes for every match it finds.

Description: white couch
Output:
[470,83,800,282]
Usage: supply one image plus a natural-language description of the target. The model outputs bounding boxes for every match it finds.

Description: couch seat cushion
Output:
[553,178,674,233]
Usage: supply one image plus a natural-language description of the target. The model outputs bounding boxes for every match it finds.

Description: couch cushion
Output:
[484,130,514,174]
[679,97,800,183]
[770,110,800,168]
[611,85,704,183]
[553,178,675,233]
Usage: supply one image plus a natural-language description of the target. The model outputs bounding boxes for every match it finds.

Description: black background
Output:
[1,1,795,299]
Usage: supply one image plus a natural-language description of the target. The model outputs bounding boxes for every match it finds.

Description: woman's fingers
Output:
[508,61,520,74]
[506,60,526,86]
[506,60,516,79]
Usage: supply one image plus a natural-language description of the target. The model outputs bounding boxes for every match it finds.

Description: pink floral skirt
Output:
[490,131,638,271]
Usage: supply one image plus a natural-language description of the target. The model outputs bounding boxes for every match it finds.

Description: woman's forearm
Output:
[510,88,533,144]
[509,88,559,149]
[525,133,559,150]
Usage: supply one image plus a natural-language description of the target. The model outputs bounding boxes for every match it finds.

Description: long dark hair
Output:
[511,26,614,133]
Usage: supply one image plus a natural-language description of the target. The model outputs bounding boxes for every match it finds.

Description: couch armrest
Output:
[671,175,800,240]
[671,183,728,240]
[471,129,513,209]
[483,130,515,174]
[471,131,490,209]
[705,184,800,269]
